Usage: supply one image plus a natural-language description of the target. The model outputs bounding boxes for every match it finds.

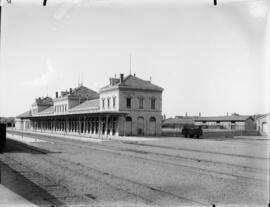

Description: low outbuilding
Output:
[194,114,256,130]
[255,113,269,136]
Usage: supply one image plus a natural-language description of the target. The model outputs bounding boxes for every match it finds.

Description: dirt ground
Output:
[0,131,269,207]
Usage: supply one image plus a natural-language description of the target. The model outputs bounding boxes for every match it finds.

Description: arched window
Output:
[150,117,156,122]
[126,116,132,122]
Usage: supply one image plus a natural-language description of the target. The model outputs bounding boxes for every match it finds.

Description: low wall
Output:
[232,130,260,136]
[162,129,260,138]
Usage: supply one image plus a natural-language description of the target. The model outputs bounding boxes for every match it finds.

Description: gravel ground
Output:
[0,131,269,207]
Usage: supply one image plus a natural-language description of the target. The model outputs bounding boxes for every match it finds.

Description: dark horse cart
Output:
[0,123,6,153]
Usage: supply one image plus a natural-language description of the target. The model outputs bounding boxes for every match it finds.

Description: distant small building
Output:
[255,113,269,135]
[194,114,256,130]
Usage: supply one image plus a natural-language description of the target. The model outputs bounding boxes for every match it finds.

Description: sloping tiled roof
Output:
[16,110,32,118]
[69,99,99,112]
[38,106,54,115]
[195,115,253,122]
[101,75,163,92]
[62,85,99,100]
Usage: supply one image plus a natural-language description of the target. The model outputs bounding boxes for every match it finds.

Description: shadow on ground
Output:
[3,139,60,154]
[0,161,66,207]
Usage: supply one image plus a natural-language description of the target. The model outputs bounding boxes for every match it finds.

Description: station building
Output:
[15,74,164,137]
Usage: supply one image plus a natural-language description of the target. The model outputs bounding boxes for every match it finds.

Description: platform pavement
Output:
[0,185,38,207]
[7,128,160,143]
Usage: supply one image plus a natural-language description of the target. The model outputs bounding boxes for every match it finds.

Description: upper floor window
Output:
[139,97,144,109]
[102,99,105,109]
[65,104,67,112]
[151,98,156,109]
[107,98,110,109]
[126,97,131,108]
[113,96,116,108]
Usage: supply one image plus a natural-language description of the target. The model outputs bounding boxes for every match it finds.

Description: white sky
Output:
[0,0,269,117]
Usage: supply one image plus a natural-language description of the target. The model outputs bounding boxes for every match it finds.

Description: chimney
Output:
[120,74,124,83]
[227,112,229,116]
[199,112,201,117]
[56,92,58,98]
[69,88,72,94]
[185,112,188,117]
[134,73,136,77]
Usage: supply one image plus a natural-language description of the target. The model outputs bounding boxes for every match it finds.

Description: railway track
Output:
[120,141,270,161]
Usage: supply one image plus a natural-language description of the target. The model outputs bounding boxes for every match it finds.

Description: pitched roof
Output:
[163,118,195,125]
[69,99,99,112]
[101,75,163,92]
[254,113,270,120]
[38,106,54,115]
[16,110,32,118]
[195,115,253,122]
[58,85,99,100]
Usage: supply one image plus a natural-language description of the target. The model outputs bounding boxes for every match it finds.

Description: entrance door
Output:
[125,116,132,136]
[262,122,268,134]
[137,117,144,136]
[149,117,156,136]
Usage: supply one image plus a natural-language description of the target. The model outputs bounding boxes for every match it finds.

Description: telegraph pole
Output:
[0,0,11,48]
